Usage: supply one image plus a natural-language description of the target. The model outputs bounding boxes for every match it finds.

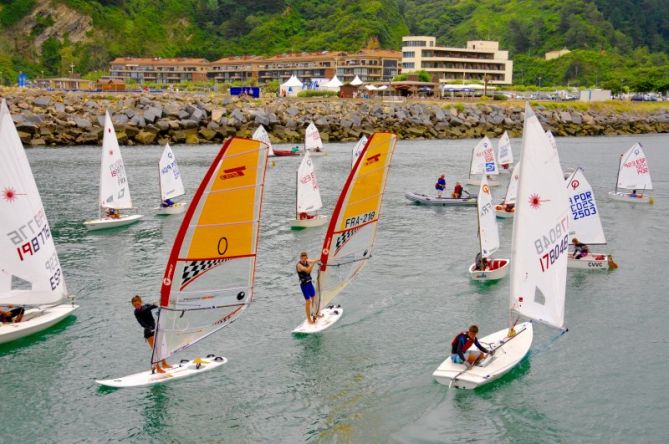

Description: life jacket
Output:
[296,261,312,285]
[451,332,474,354]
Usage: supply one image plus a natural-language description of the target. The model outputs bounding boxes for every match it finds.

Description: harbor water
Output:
[1,134,668,443]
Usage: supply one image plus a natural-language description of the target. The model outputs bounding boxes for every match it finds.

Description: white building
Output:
[401,36,513,85]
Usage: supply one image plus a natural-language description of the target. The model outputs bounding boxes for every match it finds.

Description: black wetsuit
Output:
[134,304,158,339]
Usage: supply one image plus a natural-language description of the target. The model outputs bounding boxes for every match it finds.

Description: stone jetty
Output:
[1,89,668,146]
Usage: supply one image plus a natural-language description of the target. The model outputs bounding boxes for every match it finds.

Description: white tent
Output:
[280,75,304,97]
[351,75,363,86]
[364,85,378,91]
[324,75,343,88]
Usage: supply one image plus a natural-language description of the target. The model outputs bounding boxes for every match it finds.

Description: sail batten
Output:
[152,137,268,364]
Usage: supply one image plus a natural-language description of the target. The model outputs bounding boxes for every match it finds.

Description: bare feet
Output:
[308,317,316,325]
[161,361,172,369]
[155,366,166,374]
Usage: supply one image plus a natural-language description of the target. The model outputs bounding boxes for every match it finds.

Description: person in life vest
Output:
[435,174,446,198]
[473,252,489,271]
[0,305,25,323]
[296,252,319,324]
[451,325,491,368]
[131,295,171,373]
[572,238,589,259]
[298,212,316,220]
[452,182,464,199]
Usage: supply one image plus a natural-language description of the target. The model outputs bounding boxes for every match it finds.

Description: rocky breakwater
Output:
[2,89,668,147]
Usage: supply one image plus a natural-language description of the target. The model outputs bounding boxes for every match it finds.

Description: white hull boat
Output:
[306,150,327,157]
[0,304,78,345]
[292,305,343,334]
[84,214,143,231]
[405,192,477,206]
[290,214,329,229]
[608,191,653,204]
[568,253,615,270]
[468,258,510,281]
[433,322,533,389]
[154,202,188,215]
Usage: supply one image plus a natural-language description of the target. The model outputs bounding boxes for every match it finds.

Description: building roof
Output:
[110,57,209,66]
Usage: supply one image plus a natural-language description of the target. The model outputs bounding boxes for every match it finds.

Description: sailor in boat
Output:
[571,238,589,260]
[435,174,446,198]
[296,252,319,324]
[629,189,642,199]
[131,295,171,373]
[451,325,491,368]
[473,252,489,271]
[452,182,464,199]
[0,306,25,323]
[298,212,316,220]
[106,208,121,219]
[504,203,515,212]
[160,198,175,208]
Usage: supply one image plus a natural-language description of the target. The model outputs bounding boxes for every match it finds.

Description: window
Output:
[403,40,427,47]
[402,62,415,69]
[402,51,415,58]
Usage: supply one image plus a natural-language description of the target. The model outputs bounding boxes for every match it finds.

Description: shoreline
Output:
[2,89,668,147]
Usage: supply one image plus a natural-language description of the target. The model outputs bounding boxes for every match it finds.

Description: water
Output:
[2,134,668,443]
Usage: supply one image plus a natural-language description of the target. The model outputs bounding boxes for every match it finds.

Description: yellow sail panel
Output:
[337,133,396,232]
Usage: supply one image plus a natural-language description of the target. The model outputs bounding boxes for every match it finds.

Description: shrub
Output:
[297,90,338,97]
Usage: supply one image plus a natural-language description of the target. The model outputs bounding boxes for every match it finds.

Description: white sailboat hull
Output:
[306,150,327,157]
[468,258,510,281]
[433,322,533,389]
[84,214,143,231]
[154,201,188,215]
[292,305,343,334]
[405,192,477,206]
[96,356,228,388]
[466,178,500,187]
[608,191,653,204]
[568,253,613,270]
[290,214,329,229]
[0,303,78,345]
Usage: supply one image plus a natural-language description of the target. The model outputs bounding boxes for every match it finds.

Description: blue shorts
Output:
[451,351,475,364]
[300,282,316,300]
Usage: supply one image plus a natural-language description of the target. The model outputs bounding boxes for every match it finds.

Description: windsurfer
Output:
[435,174,446,198]
[451,325,490,368]
[296,252,319,324]
[131,295,171,373]
[0,306,25,323]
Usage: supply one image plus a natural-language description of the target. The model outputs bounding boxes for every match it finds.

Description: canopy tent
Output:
[280,75,304,97]
[324,75,343,88]
[350,75,363,86]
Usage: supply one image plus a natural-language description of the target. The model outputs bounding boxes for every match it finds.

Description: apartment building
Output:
[401,36,513,84]
[109,57,209,83]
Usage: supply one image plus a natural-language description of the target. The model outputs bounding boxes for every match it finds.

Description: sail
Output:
[314,133,396,313]
[305,121,323,151]
[99,111,133,210]
[0,99,68,306]
[296,151,323,214]
[152,137,269,363]
[545,130,564,178]
[351,135,368,168]
[252,124,275,156]
[616,143,652,191]
[469,136,498,176]
[566,168,606,244]
[510,104,568,330]
[497,131,513,165]
[504,162,521,205]
[478,175,499,257]
[158,144,185,201]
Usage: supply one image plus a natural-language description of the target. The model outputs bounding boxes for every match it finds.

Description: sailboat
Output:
[433,104,568,389]
[290,151,328,229]
[154,143,187,215]
[465,137,500,187]
[351,135,368,168]
[96,137,269,388]
[608,143,654,204]
[497,131,513,173]
[566,168,617,270]
[292,133,397,334]
[0,99,78,344]
[495,162,520,218]
[468,175,509,281]
[83,111,143,230]
[252,124,298,157]
[304,121,326,156]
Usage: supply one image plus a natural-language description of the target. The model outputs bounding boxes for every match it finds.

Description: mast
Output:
[295,163,299,219]
[614,152,623,193]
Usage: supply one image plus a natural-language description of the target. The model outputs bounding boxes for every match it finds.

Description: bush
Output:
[297,90,338,97]
[493,94,508,101]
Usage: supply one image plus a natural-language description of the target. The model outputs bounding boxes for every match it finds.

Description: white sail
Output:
[504,162,521,205]
[158,144,185,201]
[566,168,606,244]
[99,111,133,210]
[497,131,513,165]
[252,124,275,156]
[545,130,564,178]
[478,175,499,257]
[351,135,368,168]
[510,104,568,330]
[152,137,269,363]
[305,121,323,151]
[469,136,498,176]
[296,151,323,214]
[616,143,652,191]
[0,99,68,306]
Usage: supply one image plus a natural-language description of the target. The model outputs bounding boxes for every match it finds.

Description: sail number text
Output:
[534,217,569,272]
[344,211,375,229]
[569,191,597,220]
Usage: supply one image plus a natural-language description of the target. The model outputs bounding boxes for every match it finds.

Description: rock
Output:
[177,109,190,120]
[135,131,157,144]
[112,114,129,126]
[130,115,146,128]
[571,112,582,125]
[185,132,200,144]
[144,106,163,123]
[164,102,181,117]
[198,128,217,140]
[76,132,99,144]
[559,111,572,123]
[211,108,225,123]
[180,119,198,129]
[207,121,220,131]
[30,138,46,146]
[190,107,206,122]
[231,108,245,123]
[16,123,37,134]
[254,111,270,127]
[155,120,171,131]
[286,107,299,116]
[75,118,92,129]
[33,96,52,107]
[54,103,65,113]
[125,126,140,138]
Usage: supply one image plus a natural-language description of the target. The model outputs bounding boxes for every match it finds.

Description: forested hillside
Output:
[0,0,667,90]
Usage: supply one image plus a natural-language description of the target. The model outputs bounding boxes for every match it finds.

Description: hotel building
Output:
[401,36,513,84]
[109,57,210,83]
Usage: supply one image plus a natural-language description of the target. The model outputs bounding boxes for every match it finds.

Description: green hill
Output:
[0,0,667,91]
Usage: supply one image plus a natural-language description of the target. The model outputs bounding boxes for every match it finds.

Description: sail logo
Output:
[2,186,24,203]
[109,159,127,185]
[624,158,648,175]
[300,172,319,190]
[570,179,580,190]
[365,153,381,165]
[220,166,246,180]
[482,184,490,194]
